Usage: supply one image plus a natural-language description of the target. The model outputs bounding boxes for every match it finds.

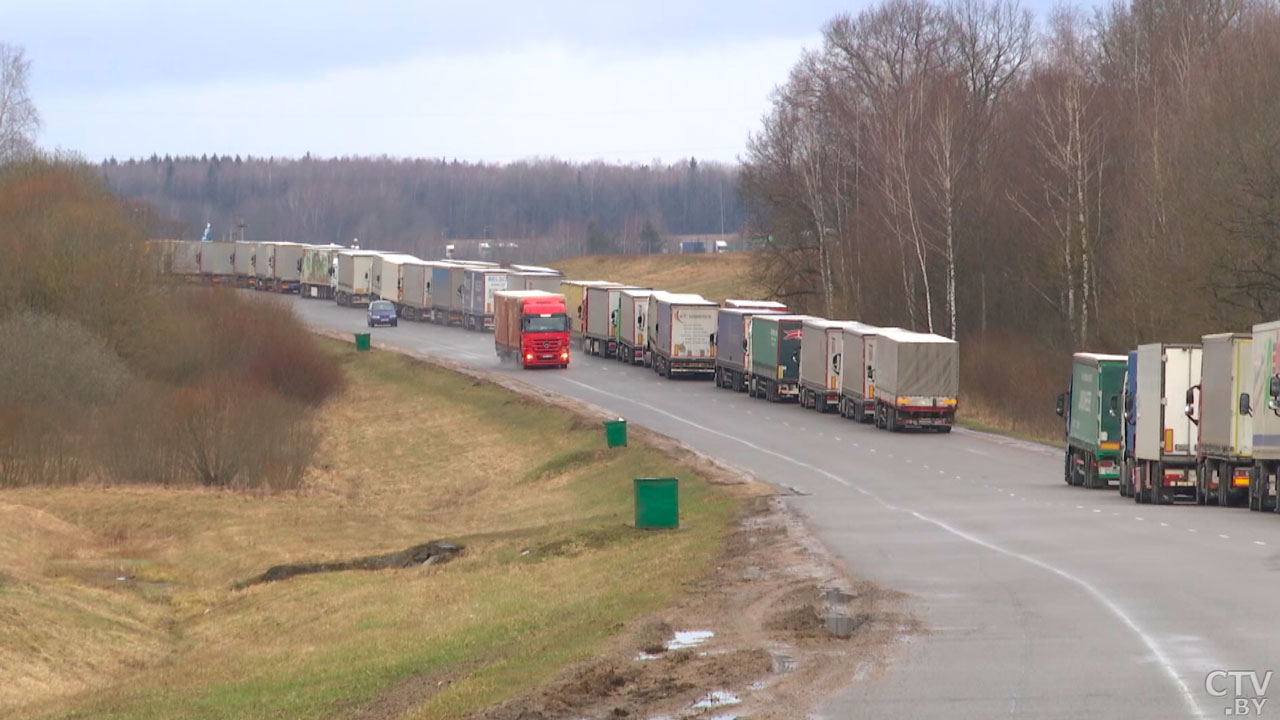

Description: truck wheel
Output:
[937,426,952,434]
[1151,463,1167,504]
[1085,459,1099,489]
[766,381,777,402]
[887,408,898,432]
[1217,463,1232,507]
[816,394,827,413]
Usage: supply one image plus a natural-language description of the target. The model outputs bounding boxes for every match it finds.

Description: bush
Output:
[0,310,132,407]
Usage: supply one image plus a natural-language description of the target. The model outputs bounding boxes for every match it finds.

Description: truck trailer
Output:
[1056,353,1127,488]
[617,289,654,365]
[335,250,378,307]
[463,268,509,330]
[749,314,810,402]
[507,271,562,293]
[233,240,256,287]
[714,307,785,392]
[398,261,436,321]
[198,241,236,284]
[493,291,570,368]
[1248,319,1280,512]
[1190,333,1253,506]
[255,242,305,293]
[372,254,423,306]
[428,263,470,325]
[723,299,787,311]
[837,323,885,423]
[560,280,617,343]
[585,285,646,357]
[1133,343,1202,504]
[172,240,201,280]
[870,329,959,432]
[647,292,717,378]
[299,244,342,300]
[799,319,855,413]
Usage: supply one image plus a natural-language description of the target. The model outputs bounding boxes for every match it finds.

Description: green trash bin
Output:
[634,477,678,529]
[604,418,627,448]
[354,332,371,352]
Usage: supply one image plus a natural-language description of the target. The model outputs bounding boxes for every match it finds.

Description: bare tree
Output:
[0,44,39,162]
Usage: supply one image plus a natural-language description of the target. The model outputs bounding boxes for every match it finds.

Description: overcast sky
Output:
[13,1,1074,165]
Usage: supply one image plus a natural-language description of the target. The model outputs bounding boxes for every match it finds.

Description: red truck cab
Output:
[494,291,570,369]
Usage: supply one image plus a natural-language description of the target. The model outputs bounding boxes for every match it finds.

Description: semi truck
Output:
[837,323,885,423]
[198,241,235,284]
[507,271,562,293]
[1248,319,1280,512]
[372,254,422,306]
[1189,333,1253,506]
[463,268,509,330]
[647,292,718,378]
[560,280,616,344]
[233,240,256,287]
[399,261,434,321]
[617,289,654,365]
[335,250,378,307]
[749,314,809,401]
[172,240,201,280]
[493,291,570,369]
[428,263,469,325]
[299,244,342,300]
[714,307,784,392]
[799,319,854,413]
[1132,343,1202,504]
[585,285,646,357]
[1056,353,1127,488]
[1119,351,1140,497]
[870,329,959,432]
[256,242,305,293]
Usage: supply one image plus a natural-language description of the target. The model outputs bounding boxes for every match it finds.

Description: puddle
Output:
[691,690,742,710]
[668,630,715,650]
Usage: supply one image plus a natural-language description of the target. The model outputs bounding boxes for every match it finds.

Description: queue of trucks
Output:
[1058,320,1280,513]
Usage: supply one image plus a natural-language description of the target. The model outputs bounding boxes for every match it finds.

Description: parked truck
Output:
[647,292,717,378]
[493,290,570,369]
[1055,353,1127,488]
[172,240,201,280]
[507,271,562,293]
[1188,333,1254,506]
[1248,319,1280,512]
[584,285,645,357]
[560,280,615,343]
[463,268,509,330]
[723,299,787,311]
[371,254,421,306]
[336,250,378,307]
[1132,343,1202,504]
[870,329,959,432]
[255,242,305,293]
[714,307,783,392]
[428,263,470,325]
[617,289,654,365]
[233,240,256,287]
[748,314,809,401]
[299,244,342,300]
[799,319,854,413]
[198,241,235,284]
[837,323,885,423]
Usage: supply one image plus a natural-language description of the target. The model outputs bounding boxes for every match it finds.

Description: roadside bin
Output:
[604,418,627,447]
[355,332,371,351]
[634,477,678,529]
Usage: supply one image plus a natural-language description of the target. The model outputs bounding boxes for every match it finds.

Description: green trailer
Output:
[1057,352,1128,488]
[749,315,810,402]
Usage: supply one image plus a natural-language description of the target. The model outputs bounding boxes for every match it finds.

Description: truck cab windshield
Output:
[524,314,568,333]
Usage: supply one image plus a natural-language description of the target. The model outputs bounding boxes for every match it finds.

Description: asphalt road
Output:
[292,296,1280,720]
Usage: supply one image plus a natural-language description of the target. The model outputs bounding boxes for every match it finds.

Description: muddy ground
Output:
[325,332,919,720]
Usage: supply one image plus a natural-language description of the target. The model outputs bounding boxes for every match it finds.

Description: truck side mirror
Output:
[742,339,748,352]
[1108,395,1119,417]
[1055,393,1066,418]
[1185,388,1195,405]
[1185,384,1200,425]
[1271,375,1280,399]
[1240,392,1252,416]
[867,365,874,380]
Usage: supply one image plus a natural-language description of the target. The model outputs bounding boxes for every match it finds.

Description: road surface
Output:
[292,296,1279,719]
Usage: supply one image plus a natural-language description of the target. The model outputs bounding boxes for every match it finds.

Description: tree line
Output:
[742,0,1280,352]
[101,155,743,260]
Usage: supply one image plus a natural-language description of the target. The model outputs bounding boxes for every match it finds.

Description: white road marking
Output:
[1160,522,1169,527]
[1188,529,1198,533]
[1136,517,1144,521]
[1255,541,1267,546]
[1218,534,1229,539]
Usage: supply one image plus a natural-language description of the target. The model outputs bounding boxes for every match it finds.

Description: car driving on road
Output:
[367,300,398,327]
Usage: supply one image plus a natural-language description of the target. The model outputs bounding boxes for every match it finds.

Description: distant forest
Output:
[102,156,743,261]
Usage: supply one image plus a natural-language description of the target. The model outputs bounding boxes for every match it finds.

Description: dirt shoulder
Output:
[323,331,916,720]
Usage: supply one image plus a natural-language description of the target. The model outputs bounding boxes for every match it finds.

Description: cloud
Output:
[40,36,814,164]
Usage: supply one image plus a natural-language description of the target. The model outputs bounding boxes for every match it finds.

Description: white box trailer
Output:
[198,240,236,283]
[233,241,255,286]
[255,242,306,293]
[336,250,378,307]
[560,280,618,341]
[1133,343,1202,504]
[837,323,886,422]
[1248,319,1280,512]
[299,244,343,300]
[372,254,423,305]
[172,240,201,279]
[399,261,436,321]
[723,299,788,311]
[799,319,855,413]
[585,285,646,358]
[648,292,717,378]
[463,268,509,331]
[617,289,654,365]
[1194,333,1253,506]
[871,328,959,432]
[508,271,562,293]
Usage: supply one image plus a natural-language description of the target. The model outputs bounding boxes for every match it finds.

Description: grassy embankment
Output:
[552,253,1063,444]
[3,342,735,720]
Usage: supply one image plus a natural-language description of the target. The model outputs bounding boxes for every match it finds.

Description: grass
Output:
[2,341,736,720]
[552,252,766,304]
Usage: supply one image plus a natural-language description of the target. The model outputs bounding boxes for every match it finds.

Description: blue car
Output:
[367,300,398,327]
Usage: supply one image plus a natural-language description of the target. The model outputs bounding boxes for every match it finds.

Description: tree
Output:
[0,44,39,162]
[639,220,662,254]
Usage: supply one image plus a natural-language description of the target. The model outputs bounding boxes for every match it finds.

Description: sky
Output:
[11,0,1071,165]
